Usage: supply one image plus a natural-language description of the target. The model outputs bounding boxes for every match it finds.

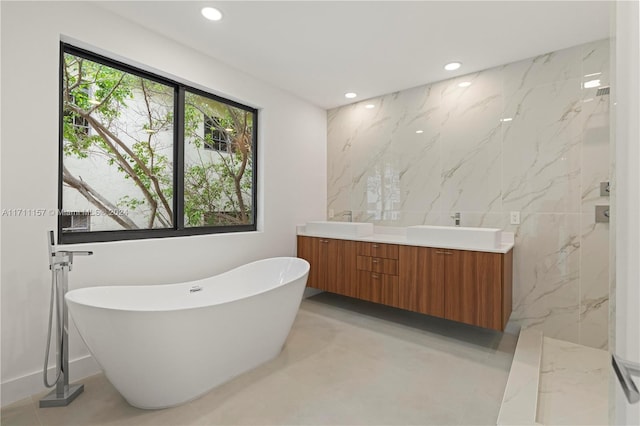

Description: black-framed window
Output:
[64,93,90,136]
[203,115,230,152]
[60,211,91,233]
[59,43,257,244]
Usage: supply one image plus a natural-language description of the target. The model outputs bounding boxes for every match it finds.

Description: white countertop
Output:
[297,224,514,254]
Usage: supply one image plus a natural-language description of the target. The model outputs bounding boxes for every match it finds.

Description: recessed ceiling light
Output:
[444,62,462,71]
[201,7,223,21]
[345,92,357,99]
[458,81,471,88]
[500,118,513,122]
[88,99,101,105]
[365,104,375,109]
[224,128,234,132]
[584,72,602,78]
[583,79,601,89]
[415,130,424,134]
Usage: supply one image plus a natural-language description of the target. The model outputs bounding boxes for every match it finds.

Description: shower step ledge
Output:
[535,337,609,425]
[497,328,543,425]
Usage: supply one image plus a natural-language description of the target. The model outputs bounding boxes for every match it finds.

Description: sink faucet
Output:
[451,212,461,227]
[343,210,353,222]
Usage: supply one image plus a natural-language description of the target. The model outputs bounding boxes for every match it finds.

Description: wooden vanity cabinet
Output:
[296,236,357,297]
[297,235,513,331]
[397,246,512,330]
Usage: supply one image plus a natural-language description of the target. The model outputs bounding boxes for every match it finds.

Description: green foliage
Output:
[118,195,145,211]
[183,92,254,226]
[62,52,254,230]
[183,150,253,226]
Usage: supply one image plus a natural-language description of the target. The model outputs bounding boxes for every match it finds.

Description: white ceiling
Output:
[97,1,610,110]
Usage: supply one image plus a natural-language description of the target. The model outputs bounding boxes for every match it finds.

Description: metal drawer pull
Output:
[371,273,380,279]
[435,250,453,255]
[612,354,640,404]
[372,259,379,263]
[321,240,329,243]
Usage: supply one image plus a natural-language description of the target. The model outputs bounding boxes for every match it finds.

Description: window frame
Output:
[58,43,258,244]
[203,115,231,153]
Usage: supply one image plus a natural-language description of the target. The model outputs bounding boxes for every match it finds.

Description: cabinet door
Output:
[381,274,400,307]
[357,270,382,303]
[444,250,503,330]
[398,246,445,317]
[357,271,398,305]
[328,239,358,298]
[297,236,358,295]
[297,236,325,289]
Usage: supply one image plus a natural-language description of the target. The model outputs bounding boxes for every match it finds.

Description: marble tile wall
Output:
[327,40,610,349]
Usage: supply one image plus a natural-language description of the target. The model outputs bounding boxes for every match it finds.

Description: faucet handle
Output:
[57,250,93,256]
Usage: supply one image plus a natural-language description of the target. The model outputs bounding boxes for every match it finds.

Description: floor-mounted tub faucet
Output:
[41,230,93,408]
[451,212,461,227]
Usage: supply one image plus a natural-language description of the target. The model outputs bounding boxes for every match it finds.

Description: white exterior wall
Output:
[0,1,327,406]
[63,86,175,231]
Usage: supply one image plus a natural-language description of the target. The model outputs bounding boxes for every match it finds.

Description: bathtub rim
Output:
[65,256,309,313]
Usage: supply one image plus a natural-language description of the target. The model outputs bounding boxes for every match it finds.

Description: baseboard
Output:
[1,355,101,407]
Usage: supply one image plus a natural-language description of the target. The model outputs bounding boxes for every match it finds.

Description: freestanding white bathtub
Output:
[65,257,310,409]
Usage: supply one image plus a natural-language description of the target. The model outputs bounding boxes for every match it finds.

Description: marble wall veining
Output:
[327,40,610,349]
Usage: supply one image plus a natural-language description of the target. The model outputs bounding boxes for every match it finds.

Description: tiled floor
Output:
[536,337,609,425]
[2,293,517,426]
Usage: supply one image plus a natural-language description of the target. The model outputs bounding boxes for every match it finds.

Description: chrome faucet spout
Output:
[343,210,353,222]
[450,212,461,227]
[55,250,93,257]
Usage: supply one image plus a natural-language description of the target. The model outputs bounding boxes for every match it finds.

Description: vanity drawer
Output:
[356,242,399,259]
[356,255,399,275]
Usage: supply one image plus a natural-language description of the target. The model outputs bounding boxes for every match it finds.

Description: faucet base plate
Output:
[39,384,84,408]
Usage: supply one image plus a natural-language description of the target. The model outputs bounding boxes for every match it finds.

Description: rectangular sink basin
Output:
[305,221,374,237]
[406,225,501,249]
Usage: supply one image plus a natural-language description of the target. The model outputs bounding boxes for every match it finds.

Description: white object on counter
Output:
[406,225,501,250]
[305,221,374,237]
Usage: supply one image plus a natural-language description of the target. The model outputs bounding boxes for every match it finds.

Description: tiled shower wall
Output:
[327,39,610,349]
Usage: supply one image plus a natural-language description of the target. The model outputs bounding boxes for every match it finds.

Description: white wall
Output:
[0,1,326,406]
